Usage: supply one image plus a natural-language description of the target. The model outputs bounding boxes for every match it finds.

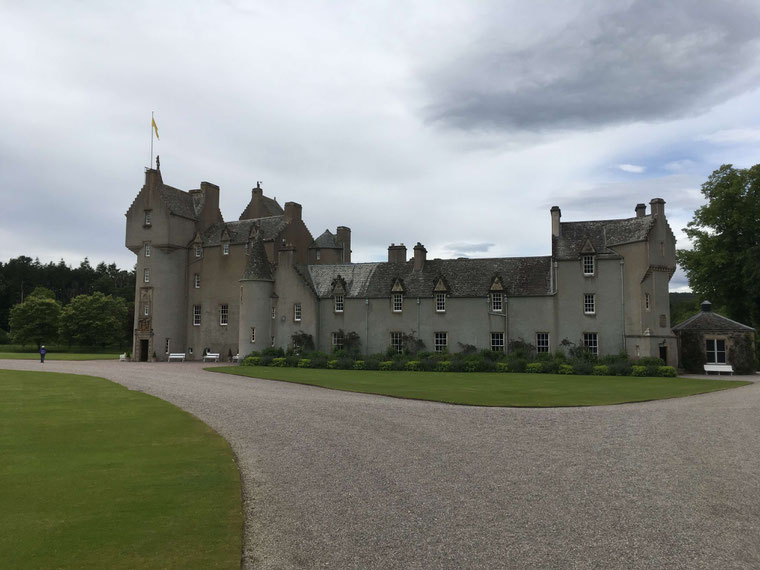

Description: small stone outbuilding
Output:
[673,301,756,374]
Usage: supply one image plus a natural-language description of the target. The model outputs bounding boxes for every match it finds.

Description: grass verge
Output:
[212,365,751,407]
[0,369,242,569]
[0,352,120,360]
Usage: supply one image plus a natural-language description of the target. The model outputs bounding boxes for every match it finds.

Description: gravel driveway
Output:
[4,360,759,569]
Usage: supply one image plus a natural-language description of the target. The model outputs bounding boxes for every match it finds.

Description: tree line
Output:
[0,257,135,347]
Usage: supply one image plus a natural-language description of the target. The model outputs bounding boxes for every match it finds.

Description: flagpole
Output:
[150,111,154,169]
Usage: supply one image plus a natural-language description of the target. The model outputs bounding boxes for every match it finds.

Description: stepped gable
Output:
[241,234,273,281]
[310,229,340,249]
[306,256,551,298]
[202,216,288,246]
[158,184,197,220]
[555,215,654,259]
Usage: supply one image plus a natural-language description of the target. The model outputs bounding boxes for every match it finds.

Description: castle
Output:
[126,168,677,365]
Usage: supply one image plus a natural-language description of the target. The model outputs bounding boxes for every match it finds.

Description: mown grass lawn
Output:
[213,365,751,407]
[0,370,242,569]
[0,352,120,360]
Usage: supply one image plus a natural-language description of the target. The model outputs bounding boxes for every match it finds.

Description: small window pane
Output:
[294,303,302,322]
[193,305,201,326]
[583,332,598,355]
[144,269,150,283]
[220,304,228,326]
[491,293,503,312]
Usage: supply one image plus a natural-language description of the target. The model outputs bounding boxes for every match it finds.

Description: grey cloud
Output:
[425,0,760,130]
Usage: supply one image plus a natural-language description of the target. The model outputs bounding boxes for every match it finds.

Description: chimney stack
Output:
[635,203,646,218]
[283,201,302,222]
[388,243,407,264]
[650,198,665,218]
[413,242,427,271]
[550,206,561,237]
[336,226,351,263]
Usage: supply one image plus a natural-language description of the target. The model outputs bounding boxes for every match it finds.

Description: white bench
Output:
[119,353,127,362]
[704,363,733,375]
[202,352,220,362]
[232,353,240,363]
[168,353,186,362]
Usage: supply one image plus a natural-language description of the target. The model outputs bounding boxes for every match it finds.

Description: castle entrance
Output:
[140,339,149,362]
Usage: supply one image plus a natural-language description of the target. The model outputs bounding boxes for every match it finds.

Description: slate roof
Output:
[672,311,755,332]
[310,230,340,249]
[159,185,197,220]
[304,256,552,299]
[241,235,273,281]
[239,195,283,219]
[202,216,288,246]
[555,216,654,259]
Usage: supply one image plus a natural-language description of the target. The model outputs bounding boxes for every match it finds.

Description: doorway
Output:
[659,345,667,364]
[140,339,149,362]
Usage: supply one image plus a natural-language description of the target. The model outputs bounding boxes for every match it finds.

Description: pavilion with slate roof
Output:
[126,167,678,365]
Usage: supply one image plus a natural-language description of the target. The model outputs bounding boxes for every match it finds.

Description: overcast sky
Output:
[3,1,760,291]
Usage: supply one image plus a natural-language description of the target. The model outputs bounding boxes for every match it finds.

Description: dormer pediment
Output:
[489,275,504,292]
[433,276,449,293]
[331,275,347,295]
[221,226,231,242]
[580,238,596,254]
[391,278,405,293]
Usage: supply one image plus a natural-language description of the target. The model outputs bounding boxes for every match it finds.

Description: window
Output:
[316,250,321,260]
[164,338,170,354]
[220,304,228,326]
[193,305,201,326]
[294,303,302,322]
[645,293,651,311]
[392,293,403,312]
[188,347,193,355]
[390,332,403,353]
[435,292,446,312]
[195,244,202,257]
[271,336,275,347]
[332,331,344,350]
[659,314,667,328]
[434,332,448,352]
[144,303,150,316]
[706,339,726,363]
[244,243,249,255]
[223,243,229,255]
[536,332,549,353]
[250,327,255,343]
[491,332,505,352]
[491,292,503,312]
[334,294,344,313]
[144,210,152,226]
[582,255,594,275]
[584,294,595,314]
[145,243,151,257]
[144,268,150,283]
[583,332,598,355]
[194,273,200,288]
[271,307,276,319]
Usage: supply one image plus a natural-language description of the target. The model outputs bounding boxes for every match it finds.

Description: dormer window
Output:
[195,245,202,258]
[145,243,151,257]
[144,210,152,226]
[490,292,503,312]
[332,275,347,313]
[223,243,229,255]
[194,274,200,289]
[392,293,403,312]
[582,255,595,276]
[334,294,344,313]
[435,293,446,312]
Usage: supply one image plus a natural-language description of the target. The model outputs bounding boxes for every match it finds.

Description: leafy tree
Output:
[59,292,128,347]
[9,287,62,349]
[677,164,760,328]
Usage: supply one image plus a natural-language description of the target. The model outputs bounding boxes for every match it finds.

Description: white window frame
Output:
[434,332,448,353]
[705,338,726,364]
[583,332,598,355]
[536,332,550,353]
[584,294,595,315]
[271,307,276,319]
[645,292,651,311]
[194,273,200,289]
[144,303,150,316]
[392,293,403,312]
[251,327,256,343]
[491,332,504,352]
[144,268,150,283]
[294,303,302,322]
[316,250,321,260]
[334,294,344,313]
[332,331,344,350]
[223,242,229,255]
[219,304,228,326]
[144,210,151,226]
[193,305,201,326]
[164,338,170,354]
[145,243,151,257]
[195,244,202,258]
[582,255,594,276]
[435,292,446,312]
[491,292,503,312]
[390,331,403,353]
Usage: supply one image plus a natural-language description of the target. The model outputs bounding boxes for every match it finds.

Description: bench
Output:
[119,353,127,362]
[168,353,186,362]
[232,353,240,363]
[202,352,220,362]
[704,363,733,375]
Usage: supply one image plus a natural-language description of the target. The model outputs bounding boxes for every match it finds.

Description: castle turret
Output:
[239,233,274,357]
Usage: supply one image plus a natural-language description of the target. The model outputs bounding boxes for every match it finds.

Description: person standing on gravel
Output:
[40,345,46,363]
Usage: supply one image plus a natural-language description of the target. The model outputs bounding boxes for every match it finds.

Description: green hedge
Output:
[238,349,679,377]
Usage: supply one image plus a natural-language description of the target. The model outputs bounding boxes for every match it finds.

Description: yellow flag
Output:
[152,117,159,140]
